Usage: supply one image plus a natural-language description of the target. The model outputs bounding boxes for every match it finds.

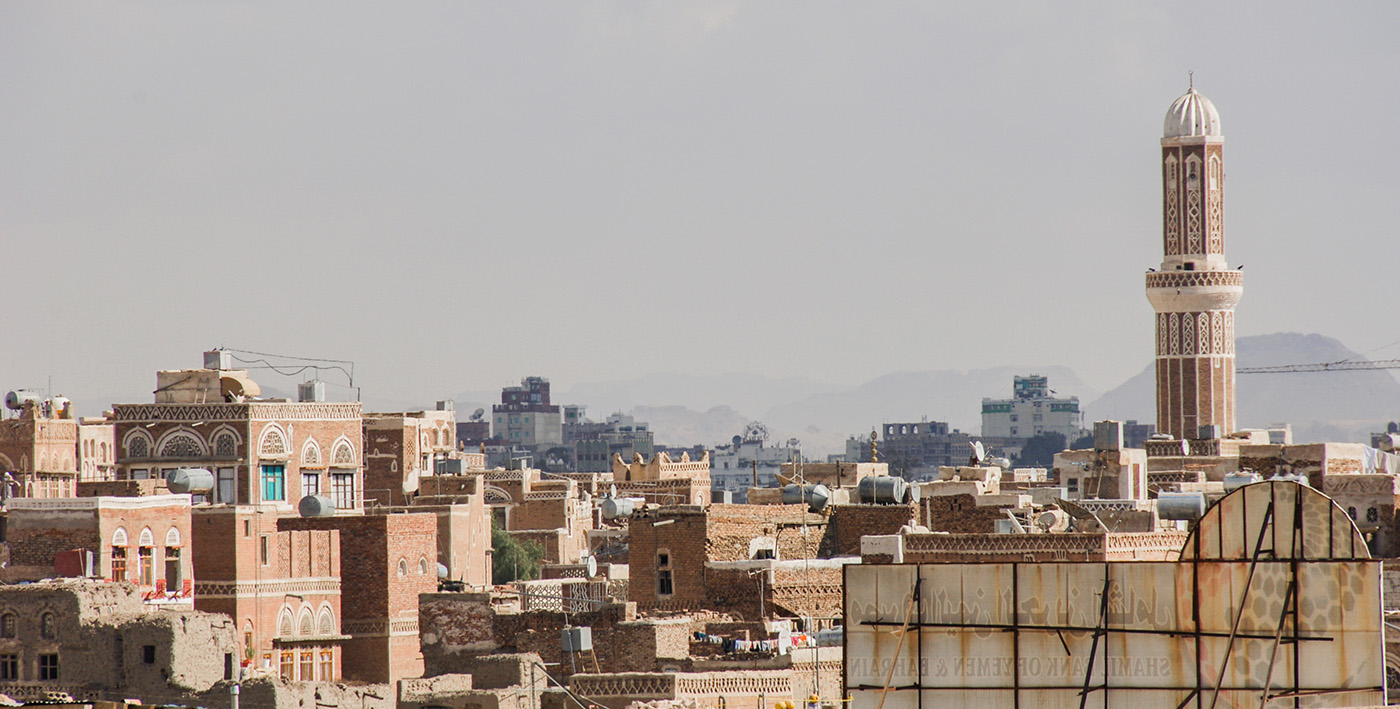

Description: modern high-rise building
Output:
[1146,84,1243,439]
[980,375,1083,442]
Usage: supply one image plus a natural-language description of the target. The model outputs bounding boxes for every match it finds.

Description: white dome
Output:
[1163,88,1221,138]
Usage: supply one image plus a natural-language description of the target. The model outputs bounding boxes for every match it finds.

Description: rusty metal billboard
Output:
[843,482,1385,708]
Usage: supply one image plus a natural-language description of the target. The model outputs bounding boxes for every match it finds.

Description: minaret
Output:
[1146,85,1243,439]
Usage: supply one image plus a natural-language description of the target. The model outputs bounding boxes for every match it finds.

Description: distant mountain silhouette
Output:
[1085,333,1400,443]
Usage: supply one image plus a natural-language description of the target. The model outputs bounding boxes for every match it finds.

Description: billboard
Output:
[844,482,1385,708]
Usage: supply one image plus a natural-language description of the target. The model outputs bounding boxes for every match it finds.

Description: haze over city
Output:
[5,2,1399,433]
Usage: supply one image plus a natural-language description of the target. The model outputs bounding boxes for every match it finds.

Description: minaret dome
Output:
[1164,88,1222,139]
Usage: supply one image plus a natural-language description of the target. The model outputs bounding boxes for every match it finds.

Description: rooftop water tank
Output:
[166,468,215,494]
[781,483,831,513]
[298,495,337,518]
[4,391,39,411]
[858,476,910,505]
[601,497,635,520]
[1157,492,1207,521]
[1223,471,1263,493]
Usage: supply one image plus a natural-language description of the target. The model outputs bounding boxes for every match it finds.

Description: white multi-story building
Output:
[708,422,801,503]
[981,375,1083,441]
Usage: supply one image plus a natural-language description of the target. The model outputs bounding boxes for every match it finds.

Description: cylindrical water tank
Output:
[783,483,832,513]
[601,497,635,520]
[166,468,215,494]
[858,476,909,505]
[4,391,39,411]
[298,495,337,518]
[781,483,805,506]
[1157,492,1207,521]
[437,563,450,580]
[815,627,844,647]
[1223,472,1263,493]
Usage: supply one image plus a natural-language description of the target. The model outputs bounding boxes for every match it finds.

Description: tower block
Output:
[1146,86,1243,439]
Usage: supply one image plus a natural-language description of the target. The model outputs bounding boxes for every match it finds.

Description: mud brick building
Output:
[0,399,80,498]
[111,354,364,510]
[418,594,690,678]
[612,451,712,507]
[190,506,344,681]
[4,495,192,603]
[0,580,236,702]
[628,504,847,618]
[1322,472,1400,557]
[363,408,457,508]
[279,511,438,683]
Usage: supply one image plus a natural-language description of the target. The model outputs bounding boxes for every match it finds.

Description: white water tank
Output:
[299,495,337,517]
[166,468,215,494]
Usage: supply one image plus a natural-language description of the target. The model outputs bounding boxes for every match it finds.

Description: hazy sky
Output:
[4,2,1399,413]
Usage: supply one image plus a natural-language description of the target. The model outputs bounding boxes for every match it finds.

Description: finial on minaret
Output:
[1189,70,1194,90]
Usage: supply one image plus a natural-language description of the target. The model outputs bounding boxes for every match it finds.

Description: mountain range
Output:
[550,332,1400,457]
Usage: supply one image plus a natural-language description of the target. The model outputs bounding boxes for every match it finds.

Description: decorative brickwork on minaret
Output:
[1146,87,1243,439]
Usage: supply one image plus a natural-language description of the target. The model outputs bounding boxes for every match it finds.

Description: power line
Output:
[1238,358,1400,374]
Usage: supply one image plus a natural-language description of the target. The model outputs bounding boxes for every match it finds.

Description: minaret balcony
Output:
[1146,270,1243,313]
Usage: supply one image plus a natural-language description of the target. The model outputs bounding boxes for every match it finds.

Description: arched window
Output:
[299,609,314,637]
[0,613,16,638]
[259,426,288,457]
[128,435,150,459]
[419,557,429,575]
[302,440,322,467]
[165,527,182,547]
[278,609,294,637]
[113,527,129,547]
[398,559,408,577]
[159,432,206,458]
[1348,506,1358,520]
[215,434,237,458]
[318,607,335,636]
[138,528,155,547]
[332,440,354,466]
[41,612,57,639]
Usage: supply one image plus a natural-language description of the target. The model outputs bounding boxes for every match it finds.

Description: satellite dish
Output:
[970,441,986,464]
[732,435,743,447]
[585,555,598,578]
[470,408,486,422]
[609,483,617,499]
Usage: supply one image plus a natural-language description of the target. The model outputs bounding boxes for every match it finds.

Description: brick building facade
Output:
[111,358,364,511]
[0,402,79,498]
[4,495,192,603]
[363,409,457,508]
[279,512,439,683]
[190,506,344,681]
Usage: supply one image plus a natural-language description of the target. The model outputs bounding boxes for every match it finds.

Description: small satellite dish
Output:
[609,483,617,499]
[470,408,486,422]
[585,555,598,578]
[970,441,986,464]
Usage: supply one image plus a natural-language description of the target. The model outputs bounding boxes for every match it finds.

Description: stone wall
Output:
[419,594,690,679]
[921,494,1007,533]
[824,503,915,556]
